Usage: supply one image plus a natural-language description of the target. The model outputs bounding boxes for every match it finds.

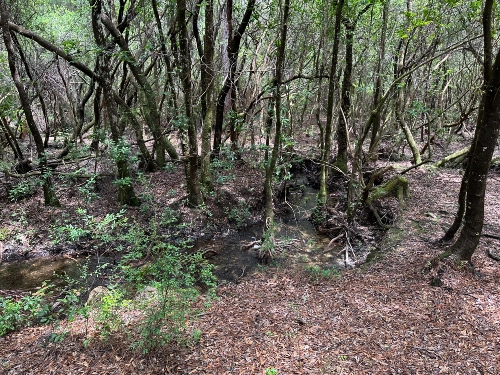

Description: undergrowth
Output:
[0,213,217,353]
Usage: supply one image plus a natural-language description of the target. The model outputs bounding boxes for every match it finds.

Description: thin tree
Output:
[0,0,60,207]
[212,0,256,156]
[263,0,290,224]
[334,2,372,174]
[317,0,345,205]
[177,0,202,206]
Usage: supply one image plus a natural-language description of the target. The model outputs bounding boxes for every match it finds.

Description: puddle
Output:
[0,256,112,292]
[195,175,346,282]
[0,257,80,291]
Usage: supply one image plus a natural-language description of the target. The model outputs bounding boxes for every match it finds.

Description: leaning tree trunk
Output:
[0,0,60,207]
[443,0,500,263]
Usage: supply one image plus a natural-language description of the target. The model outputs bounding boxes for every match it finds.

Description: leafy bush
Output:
[77,175,99,203]
[225,201,251,229]
[51,208,127,245]
[0,287,53,336]
[129,246,216,352]
[8,178,41,201]
[17,206,215,353]
[211,145,237,184]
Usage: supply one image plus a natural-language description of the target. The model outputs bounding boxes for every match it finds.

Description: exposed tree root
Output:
[365,175,408,228]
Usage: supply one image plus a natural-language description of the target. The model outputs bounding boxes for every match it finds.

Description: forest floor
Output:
[1,150,500,374]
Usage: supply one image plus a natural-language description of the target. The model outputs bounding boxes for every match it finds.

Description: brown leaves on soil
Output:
[1,168,499,374]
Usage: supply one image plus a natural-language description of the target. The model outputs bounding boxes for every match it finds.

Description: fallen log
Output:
[433,146,469,168]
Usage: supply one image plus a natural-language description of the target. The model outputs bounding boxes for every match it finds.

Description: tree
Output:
[263,0,290,224]
[195,0,215,191]
[0,0,60,207]
[89,0,139,206]
[317,0,345,206]
[212,0,256,156]
[176,0,202,206]
[100,9,179,168]
[334,1,372,174]
[368,0,389,157]
[440,0,500,263]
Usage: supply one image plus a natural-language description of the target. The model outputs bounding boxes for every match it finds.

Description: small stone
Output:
[86,286,109,306]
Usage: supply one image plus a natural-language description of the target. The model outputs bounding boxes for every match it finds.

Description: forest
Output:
[0,0,499,373]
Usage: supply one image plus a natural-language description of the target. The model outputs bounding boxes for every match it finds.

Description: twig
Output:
[399,159,433,175]
[345,231,356,260]
[483,233,500,241]
[327,232,345,247]
[240,265,247,277]
[411,346,442,360]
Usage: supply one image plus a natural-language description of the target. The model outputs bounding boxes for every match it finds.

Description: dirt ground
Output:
[1,162,499,374]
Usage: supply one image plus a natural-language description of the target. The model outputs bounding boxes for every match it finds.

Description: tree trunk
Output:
[368,0,389,157]
[334,20,353,175]
[177,0,202,206]
[0,0,60,207]
[317,0,344,205]
[212,0,256,156]
[444,0,500,262]
[335,4,371,174]
[263,0,289,224]
[90,0,139,206]
[395,81,422,165]
[199,0,215,191]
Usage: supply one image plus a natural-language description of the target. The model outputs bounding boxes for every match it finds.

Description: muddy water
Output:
[0,256,113,292]
[0,177,343,291]
[195,176,344,282]
[277,177,344,269]
[0,257,80,291]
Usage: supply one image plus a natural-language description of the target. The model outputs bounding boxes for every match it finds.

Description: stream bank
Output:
[0,172,381,292]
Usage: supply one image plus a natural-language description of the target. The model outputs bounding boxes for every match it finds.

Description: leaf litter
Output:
[0,167,499,374]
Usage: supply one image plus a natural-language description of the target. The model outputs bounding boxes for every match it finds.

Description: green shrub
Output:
[8,178,41,201]
[0,287,53,336]
[51,208,127,245]
[225,201,251,229]
[305,265,340,282]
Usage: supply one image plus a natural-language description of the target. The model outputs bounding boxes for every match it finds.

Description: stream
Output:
[0,176,346,292]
